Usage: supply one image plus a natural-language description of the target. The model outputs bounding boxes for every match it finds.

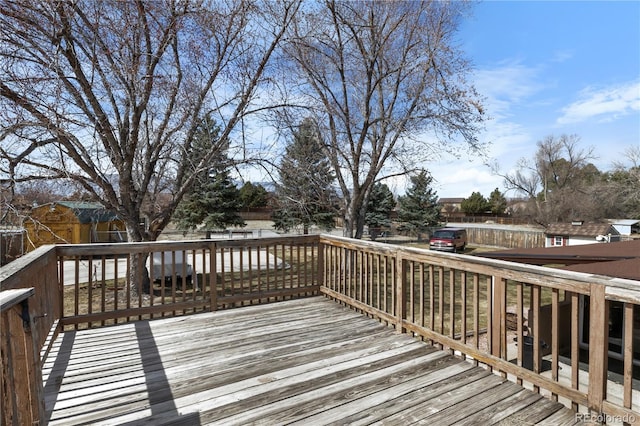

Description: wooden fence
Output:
[456,225,545,249]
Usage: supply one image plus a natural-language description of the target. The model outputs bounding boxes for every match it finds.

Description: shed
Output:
[544,221,620,247]
[0,228,25,266]
[610,219,640,236]
[23,201,125,251]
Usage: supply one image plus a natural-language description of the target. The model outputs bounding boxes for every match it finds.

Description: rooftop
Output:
[478,239,640,280]
[38,201,120,224]
[545,222,619,237]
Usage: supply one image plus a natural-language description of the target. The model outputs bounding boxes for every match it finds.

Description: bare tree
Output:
[280,1,485,238]
[496,134,599,224]
[0,0,300,243]
[613,145,640,171]
[608,145,640,219]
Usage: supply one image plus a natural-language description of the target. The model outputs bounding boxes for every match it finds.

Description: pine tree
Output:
[461,192,490,215]
[488,188,507,215]
[397,171,441,241]
[365,183,395,241]
[273,118,337,234]
[173,116,245,231]
[238,182,269,210]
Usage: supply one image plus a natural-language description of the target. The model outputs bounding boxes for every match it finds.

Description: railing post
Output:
[491,276,506,359]
[316,237,325,289]
[532,284,541,390]
[588,283,608,414]
[209,242,217,311]
[395,252,406,333]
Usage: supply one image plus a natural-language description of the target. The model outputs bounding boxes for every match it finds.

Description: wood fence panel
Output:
[461,226,545,249]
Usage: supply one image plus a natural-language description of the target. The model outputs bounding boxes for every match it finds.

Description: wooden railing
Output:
[1,287,45,426]
[1,245,61,360]
[1,235,319,424]
[56,235,320,329]
[319,235,640,424]
[1,234,639,424]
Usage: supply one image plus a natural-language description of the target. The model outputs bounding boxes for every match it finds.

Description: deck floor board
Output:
[43,296,581,425]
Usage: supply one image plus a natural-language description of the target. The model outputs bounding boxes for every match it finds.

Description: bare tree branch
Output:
[1,0,301,243]
[279,1,485,237]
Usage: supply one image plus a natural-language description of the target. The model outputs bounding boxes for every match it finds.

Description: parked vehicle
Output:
[148,251,193,284]
[429,228,467,253]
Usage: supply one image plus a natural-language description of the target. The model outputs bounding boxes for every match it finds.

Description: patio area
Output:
[43,297,579,425]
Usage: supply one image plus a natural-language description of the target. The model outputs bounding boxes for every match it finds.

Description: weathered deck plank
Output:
[43,296,581,425]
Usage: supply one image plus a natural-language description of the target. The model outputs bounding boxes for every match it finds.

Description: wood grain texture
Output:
[42,296,578,425]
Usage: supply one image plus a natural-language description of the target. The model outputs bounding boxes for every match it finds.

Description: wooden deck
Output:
[43,297,582,425]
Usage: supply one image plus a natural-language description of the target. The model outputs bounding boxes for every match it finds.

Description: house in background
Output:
[23,201,125,251]
[610,219,640,238]
[438,197,464,220]
[544,220,620,247]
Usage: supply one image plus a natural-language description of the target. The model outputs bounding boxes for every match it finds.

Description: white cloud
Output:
[470,61,543,161]
[483,121,532,158]
[551,49,574,63]
[427,160,503,198]
[556,81,640,125]
[414,61,545,198]
[473,61,545,119]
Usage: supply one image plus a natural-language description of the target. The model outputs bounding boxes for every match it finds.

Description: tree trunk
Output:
[355,202,367,239]
[341,187,372,239]
[342,198,367,239]
[343,202,356,238]
[125,222,150,297]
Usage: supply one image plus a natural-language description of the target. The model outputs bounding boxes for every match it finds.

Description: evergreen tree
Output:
[173,116,245,231]
[397,171,441,241]
[365,183,395,241]
[239,182,269,209]
[488,188,507,215]
[461,191,490,215]
[273,118,337,234]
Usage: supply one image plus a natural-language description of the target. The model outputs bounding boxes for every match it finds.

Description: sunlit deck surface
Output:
[43,297,582,425]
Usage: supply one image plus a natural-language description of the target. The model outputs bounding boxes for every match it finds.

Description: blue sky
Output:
[426,0,640,198]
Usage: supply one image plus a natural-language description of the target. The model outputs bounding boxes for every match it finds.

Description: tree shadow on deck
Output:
[43,331,76,424]
[44,321,201,425]
[117,321,202,426]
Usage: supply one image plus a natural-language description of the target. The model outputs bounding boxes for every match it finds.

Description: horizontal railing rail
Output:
[319,235,640,423]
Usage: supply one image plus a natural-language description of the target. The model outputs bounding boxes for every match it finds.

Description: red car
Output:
[429,228,467,253]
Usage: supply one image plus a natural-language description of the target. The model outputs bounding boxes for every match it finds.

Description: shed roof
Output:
[478,239,640,281]
[611,219,640,226]
[564,258,640,281]
[544,222,619,237]
[47,201,120,224]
